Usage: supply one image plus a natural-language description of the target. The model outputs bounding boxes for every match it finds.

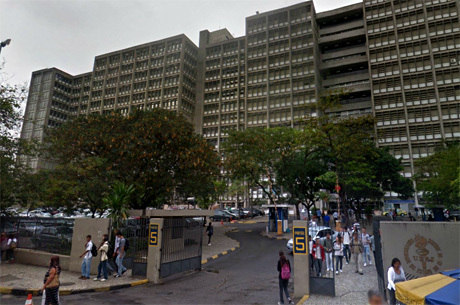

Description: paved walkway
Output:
[201,222,240,264]
[0,263,146,294]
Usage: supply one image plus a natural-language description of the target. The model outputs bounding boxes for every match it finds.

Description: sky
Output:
[0,0,361,86]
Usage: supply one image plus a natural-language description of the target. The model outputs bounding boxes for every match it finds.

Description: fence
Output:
[0,216,75,255]
[118,217,150,275]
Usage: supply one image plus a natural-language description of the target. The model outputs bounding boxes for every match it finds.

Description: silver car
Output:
[286,226,338,252]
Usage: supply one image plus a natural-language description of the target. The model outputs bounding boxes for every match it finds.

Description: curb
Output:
[260,231,291,241]
[0,279,149,296]
[201,228,240,265]
[296,294,310,305]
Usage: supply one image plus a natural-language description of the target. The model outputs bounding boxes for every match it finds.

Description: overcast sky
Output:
[1,0,360,85]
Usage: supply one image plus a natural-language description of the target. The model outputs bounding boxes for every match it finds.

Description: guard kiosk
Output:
[262,204,290,233]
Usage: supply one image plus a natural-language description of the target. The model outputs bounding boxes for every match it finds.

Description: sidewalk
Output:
[201,222,240,264]
[0,263,147,296]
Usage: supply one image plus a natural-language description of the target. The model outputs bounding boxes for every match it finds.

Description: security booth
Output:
[127,209,212,283]
[262,204,291,233]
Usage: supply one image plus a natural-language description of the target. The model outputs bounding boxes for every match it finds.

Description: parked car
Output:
[229,209,245,219]
[33,226,72,250]
[17,222,43,237]
[250,208,265,217]
[383,208,407,217]
[286,226,338,252]
[210,210,232,222]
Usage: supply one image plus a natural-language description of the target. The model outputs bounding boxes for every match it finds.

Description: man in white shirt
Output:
[361,228,372,266]
[79,235,93,279]
[308,235,314,273]
[6,234,17,263]
[342,227,351,264]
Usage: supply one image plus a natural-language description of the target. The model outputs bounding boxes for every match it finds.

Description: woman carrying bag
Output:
[42,256,61,305]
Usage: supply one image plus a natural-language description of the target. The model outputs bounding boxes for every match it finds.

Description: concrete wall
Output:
[15,248,70,270]
[380,222,460,282]
[68,218,111,275]
[147,218,164,284]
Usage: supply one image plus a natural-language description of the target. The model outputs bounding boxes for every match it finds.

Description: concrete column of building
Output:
[293,220,310,298]
[69,218,111,274]
[146,218,164,284]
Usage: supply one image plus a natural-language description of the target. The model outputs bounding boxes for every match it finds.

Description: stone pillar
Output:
[69,218,111,274]
[146,218,164,284]
[293,220,310,298]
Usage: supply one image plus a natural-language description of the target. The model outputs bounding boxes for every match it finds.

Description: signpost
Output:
[293,220,309,298]
[293,227,307,255]
[149,223,159,246]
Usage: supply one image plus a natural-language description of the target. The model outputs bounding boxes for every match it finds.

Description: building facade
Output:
[21,0,459,195]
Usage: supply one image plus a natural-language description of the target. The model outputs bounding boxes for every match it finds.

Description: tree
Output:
[103,182,134,229]
[415,144,460,209]
[223,127,301,206]
[0,73,36,211]
[43,109,220,211]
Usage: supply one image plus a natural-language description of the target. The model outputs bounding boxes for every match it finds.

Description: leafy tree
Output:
[43,109,220,211]
[415,144,459,209]
[103,182,134,228]
[223,127,300,206]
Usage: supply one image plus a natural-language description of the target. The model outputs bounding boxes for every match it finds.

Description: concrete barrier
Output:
[14,248,70,270]
[380,221,460,282]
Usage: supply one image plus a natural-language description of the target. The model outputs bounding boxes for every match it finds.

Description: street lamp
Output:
[0,39,12,54]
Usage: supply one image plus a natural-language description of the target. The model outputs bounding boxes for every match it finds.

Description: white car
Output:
[286,226,338,252]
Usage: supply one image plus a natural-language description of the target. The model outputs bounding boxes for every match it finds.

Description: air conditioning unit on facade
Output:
[450,58,458,65]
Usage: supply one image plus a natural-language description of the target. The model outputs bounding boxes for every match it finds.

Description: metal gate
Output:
[120,217,150,276]
[160,217,203,278]
[309,255,336,296]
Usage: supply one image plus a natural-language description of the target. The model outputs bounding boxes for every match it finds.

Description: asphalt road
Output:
[1,222,292,305]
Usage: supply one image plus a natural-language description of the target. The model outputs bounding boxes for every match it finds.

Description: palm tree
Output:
[103,182,135,229]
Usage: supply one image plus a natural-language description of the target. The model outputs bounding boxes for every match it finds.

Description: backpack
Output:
[281,262,291,280]
[91,244,98,257]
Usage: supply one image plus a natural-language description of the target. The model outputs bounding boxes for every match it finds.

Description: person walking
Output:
[42,256,61,305]
[387,258,406,305]
[79,235,93,280]
[277,251,293,305]
[308,235,314,273]
[361,228,372,266]
[350,232,363,275]
[324,233,334,273]
[342,227,351,265]
[115,231,127,277]
[316,209,322,225]
[370,233,376,264]
[312,237,325,277]
[323,213,331,227]
[107,230,121,276]
[6,234,17,263]
[333,211,338,225]
[333,235,344,274]
[206,222,214,246]
[94,234,109,282]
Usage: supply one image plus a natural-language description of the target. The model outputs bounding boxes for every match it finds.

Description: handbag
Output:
[47,269,60,288]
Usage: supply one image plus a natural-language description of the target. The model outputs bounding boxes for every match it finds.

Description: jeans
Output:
[352,253,362,273]
[97,260,108,279]
[207,234,212,245]
[116,253,127,276]
[278,278,290,304]
[81,257,92,278]
[335,255,343,271]
[388,288,397,305]
[315,259,323,276]
[343,244,350,263]
[325,252,333,271]
[309,254,314,272]
[363,245,371,265]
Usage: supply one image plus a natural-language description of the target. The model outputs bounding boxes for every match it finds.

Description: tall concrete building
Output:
[21,0,459,197]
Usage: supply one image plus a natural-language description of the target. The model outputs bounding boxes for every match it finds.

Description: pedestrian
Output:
[308,235,314,273]
[361,228,372,266]
[6,234,17,263]
[370,233,376,264]
[324,233,333,273]
[414,207,419,218]
[94,234,109,282]
[350,232,363,275]
[312,237,325,277]
[79,235,93,280]
[408,212,416,221]
[277,251,293,305]
[206,222,214,246]
[316,209,322,225]
[368,289,384,305]
[0,232,8,263]
[42,256,61,305]
[108,229,121,275]
[342,227,351,265]
[387,258,406,305]
[333,211,338,225]
[333,235,344,274]
[323,212,330,227]
[114,231,127,277]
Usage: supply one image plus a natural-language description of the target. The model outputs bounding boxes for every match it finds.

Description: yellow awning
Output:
[396,274,456,305]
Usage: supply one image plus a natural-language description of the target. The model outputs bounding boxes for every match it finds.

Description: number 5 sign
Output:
[293,227,307,255]
[149,224,159,246]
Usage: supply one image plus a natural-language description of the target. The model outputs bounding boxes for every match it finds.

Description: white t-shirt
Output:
[309,240,313,254]
[85,241,93,259]
[343,231,351,245]
[7,238,17,246]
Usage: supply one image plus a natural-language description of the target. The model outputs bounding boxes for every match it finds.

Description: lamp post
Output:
[0,39,12,54]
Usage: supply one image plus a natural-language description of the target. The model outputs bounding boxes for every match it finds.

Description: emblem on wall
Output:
[404,234,443,275]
